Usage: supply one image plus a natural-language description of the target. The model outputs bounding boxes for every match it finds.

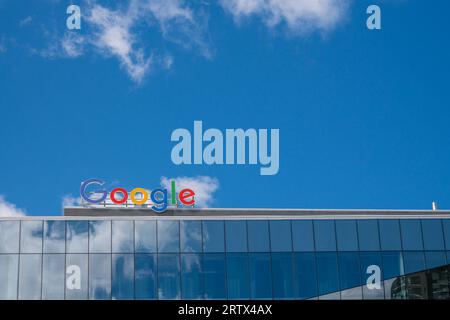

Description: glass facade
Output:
[1,217,450,299]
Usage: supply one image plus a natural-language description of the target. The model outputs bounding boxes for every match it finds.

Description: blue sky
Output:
[0,0,449,216]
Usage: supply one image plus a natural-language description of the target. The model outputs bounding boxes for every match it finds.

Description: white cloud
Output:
[61,32,85,57]
[56,0,210,83]
[0,195,26,217]
[19,16,33,27]
[220,0,350,34]
[62,194,82,207]
[160,176,219,208]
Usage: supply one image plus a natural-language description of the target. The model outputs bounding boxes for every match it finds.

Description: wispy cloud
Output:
[56,0,211,83]
[0,195,26,217]
[19,16,33,27]
[220,0,350,34]
[160,176,219,208]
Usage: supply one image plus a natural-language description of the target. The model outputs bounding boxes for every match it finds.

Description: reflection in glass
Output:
[158,254,181,299]
[0,254,18,299]
[66,221,88,253]
[158,220,180,253]
[42,254,65,299]
[112,254,134,299]
[203,221,225,252]
[89,221,111,253]
[43,221,65,253]
[400,220,424,251]
[0,221,20,253]
[341,287,363,300]
[382,251,404,280]
[336,220,358,251]
[421,220,445,250]
[135,254,157,299]
[360,252,384,299]
[203,254,226,299]
[403,251,425,274]
[357,220,380,251]
[20,221,43,253]
[292,220,314,252]
[269,220,292,252]
[112,221,134,253]
[18,254,42,300]
[294,252,317,299]
[225,221,247,252]
[89,254,111,300]
[249,253,272,299]
[425,251,447,269]
[316,252,339,296]
[247,221,269,252]
[181,254,203,299]
[314,220,336,251]
[66,254,88,300]
[338,252,361,290]
[379,220,402,251]
[442,220,450,250]
[271,253,295,299]
[180,221,202,253]
[135,221,156,253]
[227,253,250,299]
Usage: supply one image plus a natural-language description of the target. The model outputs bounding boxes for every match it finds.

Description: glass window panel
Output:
[66,254,88,300]
[89,254,111,300]
[202,221,225,252]
[0,254,18,299]
[292,220,315,252]
[18,254,42,300]
[314,220,336,251]
[382,251,404,280]
[442,220,450,250]
[249,253,272,299]
[135,221,156,253]
[20,221,43,253]
[422,220,445,250]
[135,254,157,299]
[336,220,358,251]
[180,221,202,253]
[158,254,181,299]
[379,220,402,251]
[269,220,292,252]
[318,292,340,300]
[227,253,250,299]
[43,221,65,253]
[181,254,203,299]
[42,254,65,300]
[112,254,134,300]
[360,252,384,299]
[425,251,447,269]
[225,221,247,252]
[357,220,380,251]
[0,221,20,253]
[400,220,424,251]
[403,251,425,274]
[316,252,339,295]
[271,253,295,299]
[66,221,88,253]
[157,220,179,253]
[112,221,134,253]
[89,221,111,253]
[338,252,361,290]
[247,220,270,252]
[384,277,407,300]
[294,252,317,299]
[203,254,226,299]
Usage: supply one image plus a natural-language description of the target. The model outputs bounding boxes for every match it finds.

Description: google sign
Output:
[80,178,195,213]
